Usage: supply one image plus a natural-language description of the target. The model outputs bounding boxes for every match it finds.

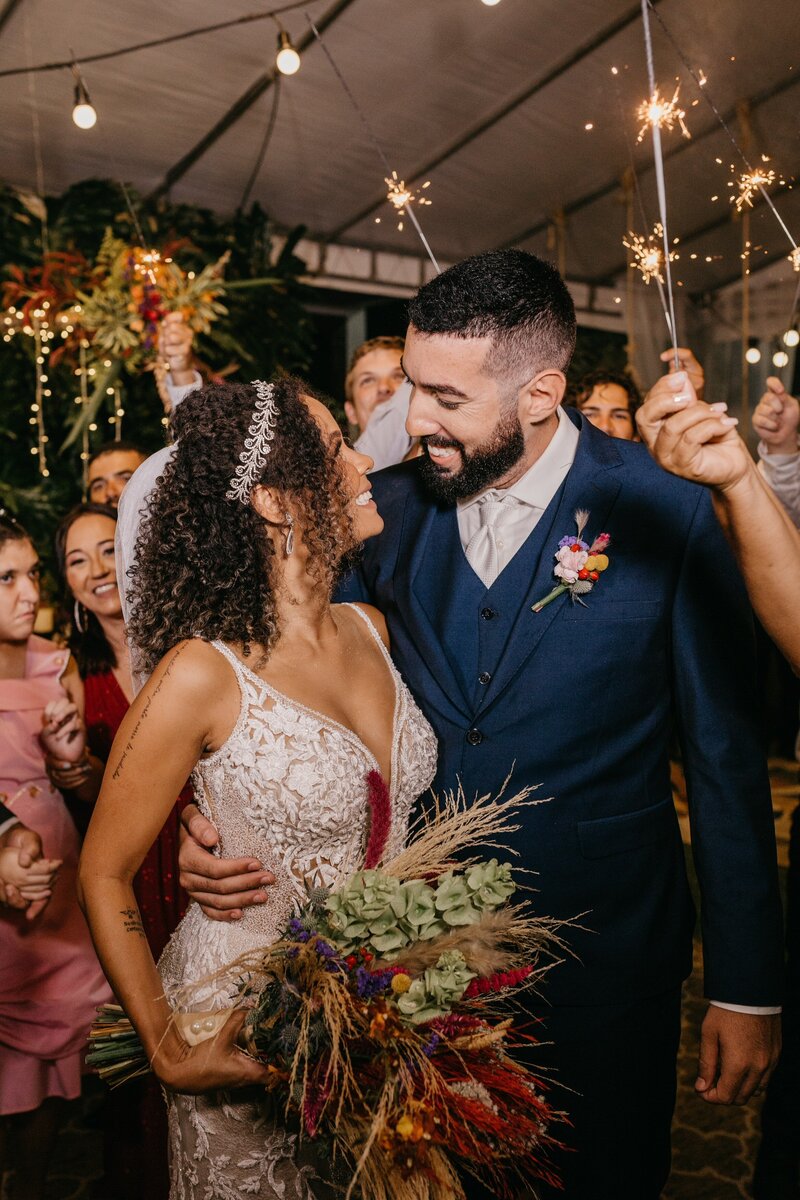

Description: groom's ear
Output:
[518,369,567,427]
[250,485,285,524]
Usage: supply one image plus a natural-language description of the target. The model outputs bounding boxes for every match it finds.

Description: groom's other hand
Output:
[695,1007,781,1105]
[178,803,275,921]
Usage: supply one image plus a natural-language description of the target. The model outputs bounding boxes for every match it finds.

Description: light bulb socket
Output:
[275,29,301,75]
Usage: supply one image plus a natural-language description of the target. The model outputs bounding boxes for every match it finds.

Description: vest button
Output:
[478,672,491,685]
[480,607,495,620]
[466,728,483,746]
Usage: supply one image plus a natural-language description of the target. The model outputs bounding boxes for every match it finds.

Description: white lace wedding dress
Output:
[158,605,438,1200]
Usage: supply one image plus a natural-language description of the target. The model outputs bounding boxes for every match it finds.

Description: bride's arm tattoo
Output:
[111,643,190,782]
[120,906,146,937]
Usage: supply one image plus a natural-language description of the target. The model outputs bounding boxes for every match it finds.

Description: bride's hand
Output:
[153,1009,270,1094]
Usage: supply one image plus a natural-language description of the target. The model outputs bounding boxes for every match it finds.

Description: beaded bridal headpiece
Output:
[225,380,278,503]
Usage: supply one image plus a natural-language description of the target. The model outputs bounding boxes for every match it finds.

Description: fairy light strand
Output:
[640,0,680,365]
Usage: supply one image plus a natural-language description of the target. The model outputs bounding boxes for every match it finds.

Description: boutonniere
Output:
[531,509,611,613]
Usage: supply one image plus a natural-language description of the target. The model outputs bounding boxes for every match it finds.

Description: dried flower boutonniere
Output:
[531,509,611,613]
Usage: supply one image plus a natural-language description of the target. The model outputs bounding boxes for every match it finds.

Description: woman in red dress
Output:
[54,502,190,1200]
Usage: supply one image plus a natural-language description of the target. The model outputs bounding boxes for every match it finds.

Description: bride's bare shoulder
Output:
[145,638,238,700]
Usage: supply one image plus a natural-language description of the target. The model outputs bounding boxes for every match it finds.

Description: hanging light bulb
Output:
[745,346,761,364]
[72,71,97,129]
[481,0,502,5]
[783,329,800,347]
[276,30,301,75]
[773,350,790,368]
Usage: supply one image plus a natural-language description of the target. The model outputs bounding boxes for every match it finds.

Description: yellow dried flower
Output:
[391,973,412,995]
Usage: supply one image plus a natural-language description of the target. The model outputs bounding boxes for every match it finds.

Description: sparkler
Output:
[734,168,778,213]
[636,83,690,144]
[381,173,432,232]
[307,15,440,273]
[644,2,799,260]
[639,0,681,364]
[623,224,679,284]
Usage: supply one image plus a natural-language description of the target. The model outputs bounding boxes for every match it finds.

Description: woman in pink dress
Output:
[0,511,110,1200]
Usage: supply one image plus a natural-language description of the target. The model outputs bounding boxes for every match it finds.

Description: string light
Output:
[275,29,300,75]
[745,347,761,364]
[380,172,432,232]
[480,0,502,5]
[71,66,97,129]
[636,83,690,144]
[623,223,679,284]
[773,350,790,368]
[783,329,800,347]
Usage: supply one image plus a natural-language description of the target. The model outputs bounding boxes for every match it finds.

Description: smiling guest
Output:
[573,370,642,441]
[86,440,148,508]
[54,503,190,956]
[344,336,406,434]
[54,502,190,1200]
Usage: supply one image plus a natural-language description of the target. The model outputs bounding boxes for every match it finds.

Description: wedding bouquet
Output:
[88,782,566,1200]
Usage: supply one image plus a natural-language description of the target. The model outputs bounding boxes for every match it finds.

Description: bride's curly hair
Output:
[127,376,359,672]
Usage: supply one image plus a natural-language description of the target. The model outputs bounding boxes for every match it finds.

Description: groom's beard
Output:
[417,409,526,505]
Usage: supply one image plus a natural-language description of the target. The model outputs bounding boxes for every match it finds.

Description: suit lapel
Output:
[476,418,624,714]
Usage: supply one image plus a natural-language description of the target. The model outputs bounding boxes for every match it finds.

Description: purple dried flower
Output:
[422,1032,441,1057]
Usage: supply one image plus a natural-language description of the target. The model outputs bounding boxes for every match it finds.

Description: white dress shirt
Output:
[355,380,414,470]
[457,405,579,582]
[757,442,800,529]
[115,372,199,685]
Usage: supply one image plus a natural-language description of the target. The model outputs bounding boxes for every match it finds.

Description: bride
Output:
[78,377,437,1199]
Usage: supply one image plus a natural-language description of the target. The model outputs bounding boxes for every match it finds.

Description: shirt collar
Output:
[458,406,580,513]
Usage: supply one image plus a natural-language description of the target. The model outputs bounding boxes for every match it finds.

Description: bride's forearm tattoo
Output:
[111,643,189,781]
[120,906,146,937]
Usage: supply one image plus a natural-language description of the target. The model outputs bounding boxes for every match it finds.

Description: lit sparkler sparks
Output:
[636,83,691,143]
[623,224,679,284]
[733,167,778,212]
[379,172,432,231]
[789,247,800,272]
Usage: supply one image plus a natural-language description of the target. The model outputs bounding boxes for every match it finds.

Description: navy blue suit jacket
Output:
[339,410,783,1010]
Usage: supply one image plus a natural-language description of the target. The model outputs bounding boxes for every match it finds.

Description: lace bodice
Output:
[159,605,437,1007]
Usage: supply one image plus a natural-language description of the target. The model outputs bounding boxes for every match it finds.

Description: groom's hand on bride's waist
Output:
[179,804,276,921]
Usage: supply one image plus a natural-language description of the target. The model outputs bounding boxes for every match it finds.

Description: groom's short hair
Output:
[408,249,576,384]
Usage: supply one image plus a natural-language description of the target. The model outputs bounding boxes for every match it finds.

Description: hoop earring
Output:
[284,513,295,558]
[73,600,86,635]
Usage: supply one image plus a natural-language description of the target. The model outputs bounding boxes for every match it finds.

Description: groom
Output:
[179,250,782,1198]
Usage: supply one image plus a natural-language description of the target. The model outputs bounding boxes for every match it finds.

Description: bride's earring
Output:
[73,599,86,634]
[284,513,295,558]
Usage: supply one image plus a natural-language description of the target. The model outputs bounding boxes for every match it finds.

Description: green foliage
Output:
[0,179,314,539]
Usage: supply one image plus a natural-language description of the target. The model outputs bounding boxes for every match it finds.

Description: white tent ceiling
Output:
[1,0,799,307]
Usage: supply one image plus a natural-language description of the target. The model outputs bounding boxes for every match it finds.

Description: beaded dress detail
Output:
[158,605,437,1200]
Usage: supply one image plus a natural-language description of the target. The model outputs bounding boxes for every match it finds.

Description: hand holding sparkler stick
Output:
[659,347,704,403]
